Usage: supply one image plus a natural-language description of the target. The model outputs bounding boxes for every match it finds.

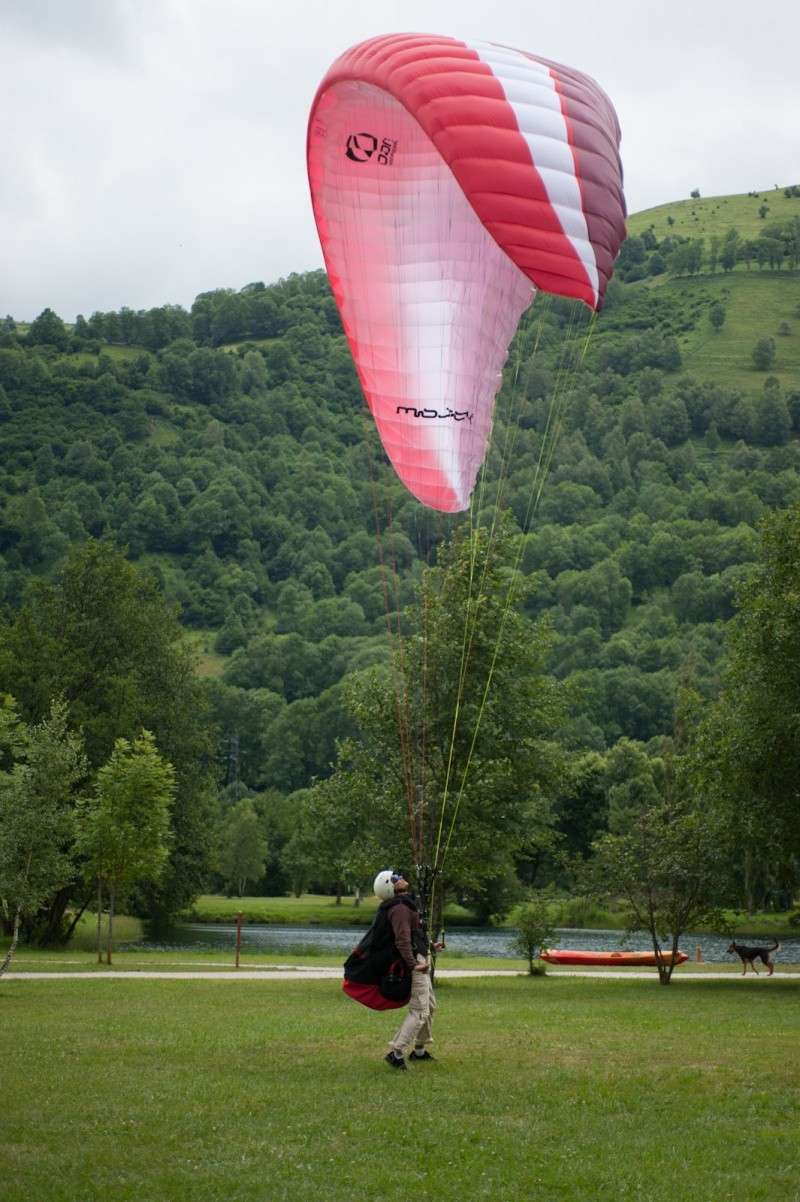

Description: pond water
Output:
[125,923,800,964]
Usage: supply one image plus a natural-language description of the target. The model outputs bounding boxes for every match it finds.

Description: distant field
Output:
[183,629,228,678]
[185,891,378,925]
[183,892,475,928]
[628,186,800,241]
[643,271,800,393]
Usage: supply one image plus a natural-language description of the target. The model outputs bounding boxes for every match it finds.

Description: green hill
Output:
[1,189,799,803]
[627,185,800,241]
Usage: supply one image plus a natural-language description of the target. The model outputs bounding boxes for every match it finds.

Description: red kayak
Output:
[541,948,688,967]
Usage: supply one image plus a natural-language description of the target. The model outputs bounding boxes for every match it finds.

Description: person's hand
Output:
[432,941,445,952]
[413,962,429,973]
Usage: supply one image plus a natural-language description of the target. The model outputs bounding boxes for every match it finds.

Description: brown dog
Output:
[727,940,780,976]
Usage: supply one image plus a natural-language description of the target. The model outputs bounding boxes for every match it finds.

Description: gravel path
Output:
[3,968,796,981]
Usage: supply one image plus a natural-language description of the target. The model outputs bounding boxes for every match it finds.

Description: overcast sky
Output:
[2,0,798,321]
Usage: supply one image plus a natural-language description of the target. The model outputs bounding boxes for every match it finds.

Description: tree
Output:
[649,396,689,446]
[77,731,174,964]
[709,302,726,332]
[27,308,69,350]
[752,382,790,446]
[752,338,776,371]
[705,420,721,451]
[281,779,366,899]
[692,504,800,903]
[583,799,730,983]
[720,230,740,272]
[708,235,720,275]
[510,890,556,974]
[0,699,87,975]
[219,800,268,896]
[603,739,665,833]
[306,516,566,932]
[0,541,214,940]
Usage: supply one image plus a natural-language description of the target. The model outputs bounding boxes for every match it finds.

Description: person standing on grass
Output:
[373,869,443,1071]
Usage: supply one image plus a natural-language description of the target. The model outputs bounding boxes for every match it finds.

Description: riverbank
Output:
[180,892,799,939]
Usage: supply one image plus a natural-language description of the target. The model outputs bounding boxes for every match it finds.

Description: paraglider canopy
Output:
[307,34,626,511]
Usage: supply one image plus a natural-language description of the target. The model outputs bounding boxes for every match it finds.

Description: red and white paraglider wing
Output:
[307,34,625,512]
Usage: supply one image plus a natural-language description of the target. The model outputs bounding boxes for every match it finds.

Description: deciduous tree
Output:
[77,731,174,964]
[0,699,86,975]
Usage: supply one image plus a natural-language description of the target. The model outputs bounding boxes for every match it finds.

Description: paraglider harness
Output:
[342,894,427,1011]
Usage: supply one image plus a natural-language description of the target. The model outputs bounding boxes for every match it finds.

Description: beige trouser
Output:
[388,955,436,1053]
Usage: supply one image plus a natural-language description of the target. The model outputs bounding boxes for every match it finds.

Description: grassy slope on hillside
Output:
[3,976,799,1201]
[627,186,800,241]
[637,272,799,393]
[614,188,800,397]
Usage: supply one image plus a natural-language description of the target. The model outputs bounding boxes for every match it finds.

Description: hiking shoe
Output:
[410,1049,435,1061]
[384,1052,407,1070]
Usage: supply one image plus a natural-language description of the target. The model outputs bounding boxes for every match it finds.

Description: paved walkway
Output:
[4,967,796,981]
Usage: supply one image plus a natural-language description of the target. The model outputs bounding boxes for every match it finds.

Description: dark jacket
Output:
[343,894,427,983]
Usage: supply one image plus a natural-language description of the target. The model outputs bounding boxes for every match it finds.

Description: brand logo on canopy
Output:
[346,133,397,165]
[345,133,378,162]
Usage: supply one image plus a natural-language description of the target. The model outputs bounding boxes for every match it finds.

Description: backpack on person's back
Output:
[342,895,416,1010]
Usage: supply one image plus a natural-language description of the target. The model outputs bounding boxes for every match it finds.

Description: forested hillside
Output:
[1,188,799,811]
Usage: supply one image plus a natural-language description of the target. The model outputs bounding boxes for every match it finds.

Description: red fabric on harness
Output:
[342,979,407,1011]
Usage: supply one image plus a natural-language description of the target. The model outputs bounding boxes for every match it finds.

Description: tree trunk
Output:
[647,919,673,986]
[96,878,103,964]
[335,881,342,905]
[33,884,74,946]
[64,888,94,944]
[0,907,22,978]
[107,885,115,966]
[353,887,361,908]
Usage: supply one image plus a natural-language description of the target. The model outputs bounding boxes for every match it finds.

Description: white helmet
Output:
[373,869,399,901]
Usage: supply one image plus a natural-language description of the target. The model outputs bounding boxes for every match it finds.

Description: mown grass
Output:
[2,974,799,1201]
[184,892,380,925]
[7,941,799,977]
[183,892,475,928]
[5,944,524,973]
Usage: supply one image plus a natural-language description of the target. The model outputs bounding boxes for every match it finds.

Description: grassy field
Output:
[627,187,800,242]
[182,893,476,928]
[2,973,799,1201]
[644,272,800,394]
[621,188,800,399]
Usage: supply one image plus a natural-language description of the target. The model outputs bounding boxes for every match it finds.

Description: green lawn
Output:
[182,892,476,927]
[2,974,799,1201]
